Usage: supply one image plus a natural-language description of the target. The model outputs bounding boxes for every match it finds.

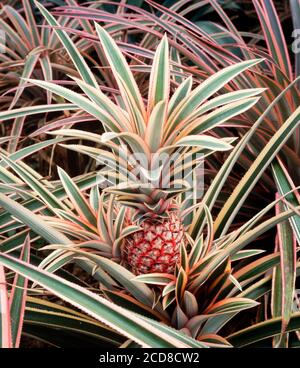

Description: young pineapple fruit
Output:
[28,24,262,275]
[124,212,185,275]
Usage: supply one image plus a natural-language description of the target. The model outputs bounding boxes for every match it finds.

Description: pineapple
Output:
[124,212,184,275]
[27,24,262,276]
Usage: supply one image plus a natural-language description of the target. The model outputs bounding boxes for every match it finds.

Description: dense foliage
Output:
[0,0,299,348]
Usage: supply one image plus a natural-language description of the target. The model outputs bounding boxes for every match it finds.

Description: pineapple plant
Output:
[70,28,261,276]
[19,3,263,276]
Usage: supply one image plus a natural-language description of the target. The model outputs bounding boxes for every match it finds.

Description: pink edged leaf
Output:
[253,0,293,82]
[57,166,97,227]
[273,197,296,338]
[147,34,170,114]
[0,253,206,347]
[0,264,12,348]
[35,1,99,89]
[272,158,300,244]
[205,297,259,315]
[197,333,232,347]
[94,23,146,121]
[9,235,31,348]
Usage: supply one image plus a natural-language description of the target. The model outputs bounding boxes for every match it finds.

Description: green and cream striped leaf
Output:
[0,155,67,212]
[0,264,12,348]
[23,79,121,132]
[174,97,260,141]
[190,77,300,238]
[227,313,300,347]
[190,208,298,290]
[71,76,131,132]
[0,104,77,122]
[185,88,265,122]
[134,273,175,286]
[1,138,68,167]
[9,235,30,348]
[10,47,42,109]
[0,253,206,347]
[23,0,40,46]
[39,55,53,104]
[35,2,98,89]
[147,34,169,113]
[145,100,167,152]
[206,298,259,315]
[231,249,265,262]
[40,245,156,309]
[58,144,132,180]
[23,304,123,347]
[0,193,70,245]
[101,131,151,159]
[272,159,300,244]
[215,104,300,236]
[57,167,97,228]
[95,23,146,120]
[272,200,296,342]
[167,76,192,117]
[167,59,262,131]
[115,74,146,136]
[175,135,233,151]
